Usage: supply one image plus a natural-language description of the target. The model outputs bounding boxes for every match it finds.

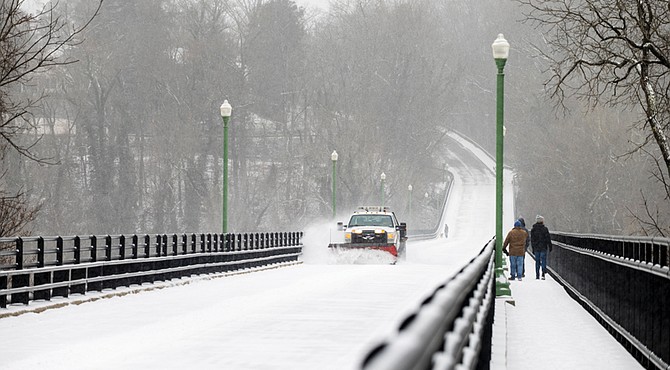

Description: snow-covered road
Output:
[0,134,504,369]
[0,133,639,369]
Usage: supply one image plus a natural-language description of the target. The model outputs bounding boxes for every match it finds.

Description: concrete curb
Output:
[491,297,514,370]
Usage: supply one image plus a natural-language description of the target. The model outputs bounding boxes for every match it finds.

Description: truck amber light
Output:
[374,229,385,234]
[387,232,395,239]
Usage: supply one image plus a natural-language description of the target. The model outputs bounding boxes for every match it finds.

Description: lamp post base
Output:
[495,267,512,297]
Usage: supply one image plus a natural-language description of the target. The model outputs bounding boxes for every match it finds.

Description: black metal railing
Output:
[408,173,455,241]
[551,232,669,268]
[549,232,670,370]
[0,232,302,309]
[361,239,495,370]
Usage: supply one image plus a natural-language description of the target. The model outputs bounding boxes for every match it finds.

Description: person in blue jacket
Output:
[517,217,530,278]
[530,215,552,280]
[503,220,529,281]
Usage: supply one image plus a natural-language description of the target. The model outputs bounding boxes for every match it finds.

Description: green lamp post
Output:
[492,34,511,297]
[220,100,232,234]
[331,150,338,219]
[380,172,386,207]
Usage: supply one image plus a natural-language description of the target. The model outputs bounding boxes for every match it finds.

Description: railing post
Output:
[132,235,138,259]
[155,234,162,257]
[16,237,24,270]
[37,236,45,267]
[0,275,6,308]
[182,234,188,255]
[144,235,151,258]
[162,234,168,256]
[119,235,126,260]
[172,234,178,256]
[73,236,81,264]
[105,235,112,261]
[56,236,64,265]
[90,236,97,263]
[200,234,206,253]
[191,234,197,253]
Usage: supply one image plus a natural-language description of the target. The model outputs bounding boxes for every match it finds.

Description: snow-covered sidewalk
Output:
[496,254,643,370]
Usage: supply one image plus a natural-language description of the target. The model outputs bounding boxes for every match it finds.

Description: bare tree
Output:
[518,0,670,235]
[0,0,101,237]
[0,184,37,236]
[1,0,102,160]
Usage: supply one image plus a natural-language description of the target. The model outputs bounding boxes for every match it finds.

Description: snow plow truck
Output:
[328,206,408,261]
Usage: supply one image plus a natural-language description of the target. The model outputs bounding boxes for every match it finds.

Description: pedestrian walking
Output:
[517,217,530,278]
[503,220,528,281]
[531,215,552,280]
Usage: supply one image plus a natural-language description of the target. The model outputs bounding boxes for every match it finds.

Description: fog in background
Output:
[4,0,667,236]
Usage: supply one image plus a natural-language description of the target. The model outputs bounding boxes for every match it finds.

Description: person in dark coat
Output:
[503,220,529,281]
[531,215,552,280]
[517,217,530,278]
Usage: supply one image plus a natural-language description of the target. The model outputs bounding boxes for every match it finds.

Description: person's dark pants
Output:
[535,250,548,278]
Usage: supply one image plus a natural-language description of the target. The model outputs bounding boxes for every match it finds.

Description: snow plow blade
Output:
[327,243,398,257]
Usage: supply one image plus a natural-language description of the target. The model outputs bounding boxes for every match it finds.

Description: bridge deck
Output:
[492,254,643,370]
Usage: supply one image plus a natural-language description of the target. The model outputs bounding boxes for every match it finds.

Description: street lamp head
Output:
[408,184,412,191]
[220,100,232,118]
[491,34,510,60]
[381,172,386,181]
[331,150,338,161]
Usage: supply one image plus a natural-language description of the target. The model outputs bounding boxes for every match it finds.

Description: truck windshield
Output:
[348,215,394,228]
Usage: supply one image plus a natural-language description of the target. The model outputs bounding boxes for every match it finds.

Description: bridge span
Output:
[0,133,656,369]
